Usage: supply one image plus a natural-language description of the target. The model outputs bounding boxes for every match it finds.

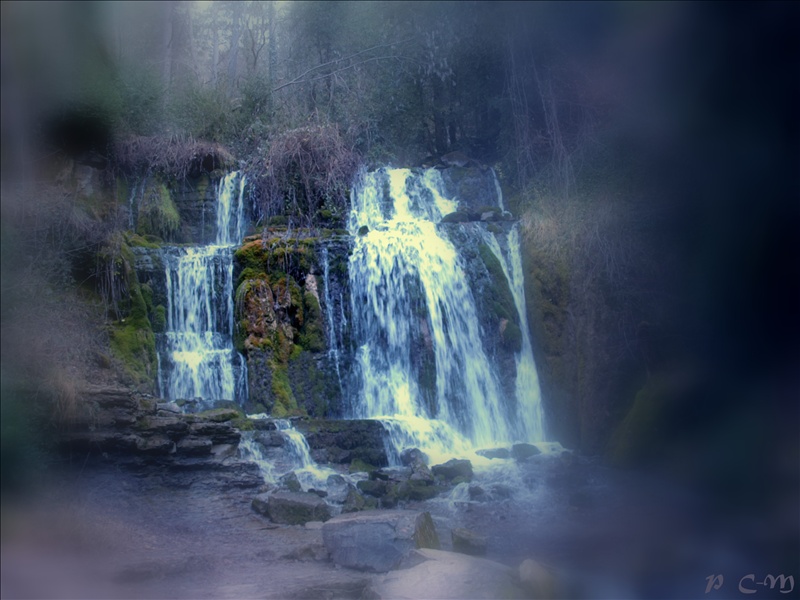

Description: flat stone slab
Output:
[367,548,524,599]
[322,510,439,573]
[266,492,332,525]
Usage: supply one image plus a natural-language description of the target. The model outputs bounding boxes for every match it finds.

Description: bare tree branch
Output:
[272,37,416,93]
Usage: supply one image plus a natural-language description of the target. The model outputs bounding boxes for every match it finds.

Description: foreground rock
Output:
[511,443,542,461]
[431,458,473,482]
[367,548,525,599]
[451,527,488,556]
[322,510,440,573]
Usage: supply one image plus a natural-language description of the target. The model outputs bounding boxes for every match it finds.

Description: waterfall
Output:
[159,171,248,406]
[347,167,543,462]
[321,246,343,391]
[481,226,545,441]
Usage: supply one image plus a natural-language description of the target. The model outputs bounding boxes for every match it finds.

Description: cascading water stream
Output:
[158,172,248,406]
[321,246,344,391]
[347,167,543,462]
[481,226,545,442]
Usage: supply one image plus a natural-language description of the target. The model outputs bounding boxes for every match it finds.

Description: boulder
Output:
[325,474,350,503]
[399,447,428,466]
[511,443,541,461]
[279,471,303,493]
[451,527,488,556]
[251,492,271,517]
[266,491,332,525]
[341,487,366,513]
[322,510,440,573]
[357,479,388,498]
[432,459,473,482]
[476,447,510,460]
[367,548,523,599]
[440,211,473,224]
[397,481,444,502]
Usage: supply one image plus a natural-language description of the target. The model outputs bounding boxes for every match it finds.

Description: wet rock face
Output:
[439,166,500,213]
[294,419,389,467]
[171,174,225,245]
[56,386,261,490]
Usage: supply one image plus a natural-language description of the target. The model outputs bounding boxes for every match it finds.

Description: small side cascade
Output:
[157,171,249,407]
[274,419,338,491]
[321,246,344,391]
[481,225,545,441]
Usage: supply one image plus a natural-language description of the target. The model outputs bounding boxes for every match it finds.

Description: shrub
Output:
[249,125,359,227]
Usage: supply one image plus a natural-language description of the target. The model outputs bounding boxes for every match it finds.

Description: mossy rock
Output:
[478,243,519,329]
[230,417,256,431]
[298,292,325,352]
[237,267,267,286]
[397,481,444,502]
[110,322,156,387]
[441,211,472,224]
[137,179,181,240]
[105,236,157,389]
[501,321,523,352]
[270,363,302,417]
[151,305,167,333]
[127,233,162,249]
[350,458,377,474]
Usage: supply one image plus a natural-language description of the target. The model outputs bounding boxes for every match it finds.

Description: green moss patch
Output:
[479,243,519,327]
[137,180,180,240]
[270,362,300,417]
[298,292,325,352]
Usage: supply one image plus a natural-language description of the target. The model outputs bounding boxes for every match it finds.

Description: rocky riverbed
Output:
[2,387,793,599]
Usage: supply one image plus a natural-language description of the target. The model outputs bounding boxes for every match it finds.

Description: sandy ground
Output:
[1,464,372,600]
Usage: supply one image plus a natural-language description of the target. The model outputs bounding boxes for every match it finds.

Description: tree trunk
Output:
[227,2,244,97]
[161,1,174,108]
[267,0,276,115]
